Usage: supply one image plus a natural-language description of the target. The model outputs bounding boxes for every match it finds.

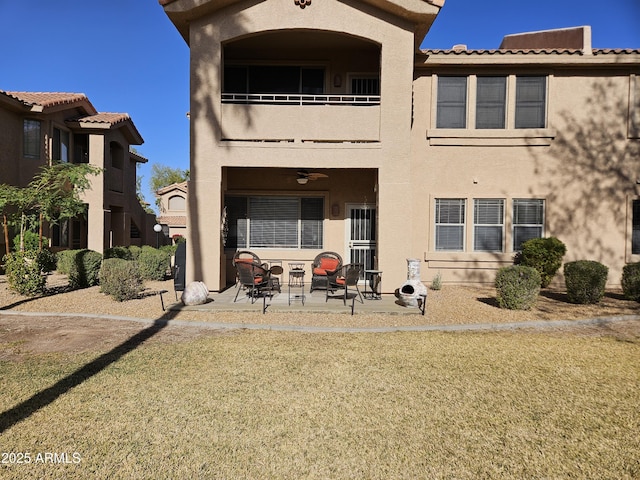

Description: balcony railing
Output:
[222,93,380,106]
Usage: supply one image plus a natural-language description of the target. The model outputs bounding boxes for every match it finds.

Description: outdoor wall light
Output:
[333,74,342,88]
[331,203,340,216]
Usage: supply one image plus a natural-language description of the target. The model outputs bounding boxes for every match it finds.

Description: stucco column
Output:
[85,134,106,252]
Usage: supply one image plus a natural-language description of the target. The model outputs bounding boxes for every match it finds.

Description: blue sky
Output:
[1,0,638,213]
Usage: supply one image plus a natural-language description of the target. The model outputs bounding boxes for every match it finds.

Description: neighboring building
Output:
[0,90,158,253]
[155,181,188,241]
[160,0,640,292]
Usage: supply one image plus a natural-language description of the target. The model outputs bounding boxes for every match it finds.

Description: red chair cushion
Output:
[319,258,340,271]
[313,267,328,275]
[336,276,346,285]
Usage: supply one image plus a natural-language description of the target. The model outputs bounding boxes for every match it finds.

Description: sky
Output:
[1,0,639,213]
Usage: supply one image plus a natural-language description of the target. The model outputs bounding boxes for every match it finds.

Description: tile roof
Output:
[157,215,187,226]
[2,91,97,113]
[420,47,640,56]
[75,112,132,126]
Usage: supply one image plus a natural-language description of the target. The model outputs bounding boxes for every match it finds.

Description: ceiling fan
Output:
[296,170,328,184]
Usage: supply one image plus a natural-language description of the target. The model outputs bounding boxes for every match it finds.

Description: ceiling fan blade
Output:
[307,173,329,180]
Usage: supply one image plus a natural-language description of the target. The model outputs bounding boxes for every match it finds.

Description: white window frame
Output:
[473,199,505,252]
[435,198,466,251]
[513,199,545,250]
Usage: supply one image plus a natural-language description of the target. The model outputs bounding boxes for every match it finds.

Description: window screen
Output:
[436,77,467,128]
[435,199,465,251]
[474,199,504,251]
[513,199,544,250]
[23,119,41,158]
[515,76,546,128]
[476,77,506,129]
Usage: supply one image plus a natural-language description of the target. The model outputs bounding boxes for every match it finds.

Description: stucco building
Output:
[155,181,188,241]
[0,91,157,253]
[160,0,640,292]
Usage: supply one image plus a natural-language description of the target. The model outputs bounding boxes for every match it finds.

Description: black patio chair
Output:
[233,260,277,304]
[325,264,364,313]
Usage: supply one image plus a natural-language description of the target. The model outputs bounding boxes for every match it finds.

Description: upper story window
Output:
[515,76,547,128]
[476,77,506,129]
[53,127,70,163]
[168,195,186,211]
[23,119,41,159]
[436,77,467,128]
[435,75,547,130]
[224,66,325,95]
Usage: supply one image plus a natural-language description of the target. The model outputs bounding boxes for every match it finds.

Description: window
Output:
[224,196,323,249]
[224,66,325,95]
[476,77,506,129]
[351,77,380,95]
[168,195,186,211]
[23,119,41,158]
[436,77,467,128]
[515,76,546,128]
[435,199,465,251]
[513,199,544,250]
[53,127,69,163]
[51,220,69,248]
[474,199,504,252]
[633,200,640,255]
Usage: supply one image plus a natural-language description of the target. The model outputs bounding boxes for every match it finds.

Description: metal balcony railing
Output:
[221,93,380,106]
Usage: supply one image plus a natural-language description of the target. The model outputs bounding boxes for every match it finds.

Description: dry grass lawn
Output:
[1,327,638,479]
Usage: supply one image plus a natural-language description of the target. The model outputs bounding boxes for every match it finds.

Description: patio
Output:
[167,286,425,316]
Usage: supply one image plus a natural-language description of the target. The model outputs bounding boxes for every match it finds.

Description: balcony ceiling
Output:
[225,30,379,54]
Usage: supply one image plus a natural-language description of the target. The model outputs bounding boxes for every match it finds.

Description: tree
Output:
[0,163,101,252]
[149,163,189,209]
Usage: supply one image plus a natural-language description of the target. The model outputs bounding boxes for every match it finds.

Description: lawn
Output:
[0,328,639,479]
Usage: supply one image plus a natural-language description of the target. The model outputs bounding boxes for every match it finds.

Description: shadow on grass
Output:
[0,313,171,434]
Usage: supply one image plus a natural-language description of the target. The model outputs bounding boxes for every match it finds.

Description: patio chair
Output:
[325,264,364,312]
[232,250,263,298]
[233,260,277,303]
[310,251,342,292]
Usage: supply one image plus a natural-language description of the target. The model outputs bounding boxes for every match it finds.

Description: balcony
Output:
[220,93,381,143]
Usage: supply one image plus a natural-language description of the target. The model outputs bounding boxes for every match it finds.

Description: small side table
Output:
[288,263,305,306]
[364,270,383,300]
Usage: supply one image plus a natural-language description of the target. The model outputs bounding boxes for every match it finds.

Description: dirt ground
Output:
[0,273,639,361]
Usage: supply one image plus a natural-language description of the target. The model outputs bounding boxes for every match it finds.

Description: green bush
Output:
[56,249,77,275]
[103,246,132,260]
[515,237,567,288]
[138,246,170,281]
[564,260,608,304]
[99,258,143,302]
[12,230,45,252]
[67,249,102,289]
[4,250,49,296]
[495,265,541,310]
[621,262,640,301]
[128,245,142,261]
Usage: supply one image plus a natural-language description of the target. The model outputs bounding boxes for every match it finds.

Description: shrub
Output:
[56,249,77,275]
[431,272,443,291]
[621,262,640,301]
[564,260,608,304]
[38,248,57,274]
[103,246,132,260]
[128,245,142,261]
[4,250,49,296]
[67,249,102,289]
[515,237,567,288]
[13,230,44,252]
[99,258,143,301]
[495,265,541,310]
[138,246,171,281]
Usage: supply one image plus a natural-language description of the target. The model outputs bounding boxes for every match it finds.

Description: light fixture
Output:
[333,74,342,88]
[297,177,309,185]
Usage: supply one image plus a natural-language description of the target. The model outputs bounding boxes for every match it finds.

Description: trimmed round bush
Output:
[56,249,77,275]
[99,258,143,302]
[564,260,608,304]
[515,237,567,288]
[138,246,171,281]
[495,265,541,310]
[103,246,132,260]
[621,262,640,301]
[68,249,102,289]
